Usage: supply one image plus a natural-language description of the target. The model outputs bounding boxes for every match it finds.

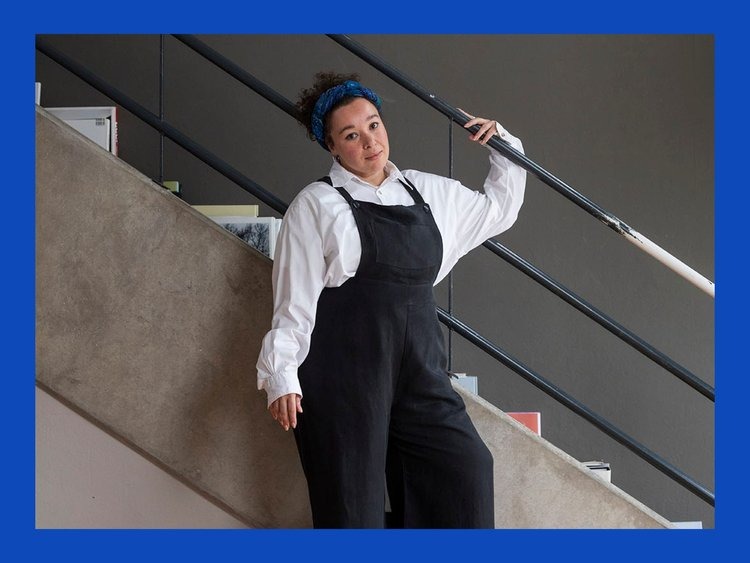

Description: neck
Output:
[363,168,387,187]
[335,159,390,187]
[340,165,387,187]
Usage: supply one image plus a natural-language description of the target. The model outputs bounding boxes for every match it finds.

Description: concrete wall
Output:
[36,387,247,529]
[35,34,713,527]
[36,107,311,528]
[36,106,674,528]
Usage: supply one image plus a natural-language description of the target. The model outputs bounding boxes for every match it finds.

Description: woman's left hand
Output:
[269,393,302,431]
[458,109,500,146]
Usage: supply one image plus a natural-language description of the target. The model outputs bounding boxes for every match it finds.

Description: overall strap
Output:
[318,176,358,207]
[399,177,425,205]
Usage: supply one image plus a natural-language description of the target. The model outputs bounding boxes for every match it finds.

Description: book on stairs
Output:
[450,372,478,394]
[192,204,259,217]
[208,215,279,259]
[506,412,541,435]
[45,106,118,155]
[162,181,182,198]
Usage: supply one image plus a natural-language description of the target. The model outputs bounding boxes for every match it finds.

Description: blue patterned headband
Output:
[311,80,382,151]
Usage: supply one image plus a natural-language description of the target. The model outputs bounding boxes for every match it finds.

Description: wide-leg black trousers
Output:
[294,280,494,529]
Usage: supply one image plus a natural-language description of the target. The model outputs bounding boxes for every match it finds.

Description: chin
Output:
[368,153,386,167]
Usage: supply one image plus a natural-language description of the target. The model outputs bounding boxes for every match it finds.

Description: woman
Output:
[256,72,527,528]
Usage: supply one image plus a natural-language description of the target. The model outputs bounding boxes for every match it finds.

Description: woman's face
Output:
[327,97,389,186]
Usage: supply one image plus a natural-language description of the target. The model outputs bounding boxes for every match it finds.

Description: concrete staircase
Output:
[35,106,673,528]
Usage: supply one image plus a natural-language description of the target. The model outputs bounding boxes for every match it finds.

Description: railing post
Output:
[447,115,455,372]
[158,34,165,186]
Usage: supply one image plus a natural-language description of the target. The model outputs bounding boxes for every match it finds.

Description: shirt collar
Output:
[328,158,405,189]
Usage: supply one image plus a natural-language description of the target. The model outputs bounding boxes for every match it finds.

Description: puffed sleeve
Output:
[427,123,526,284]
[255,195,327,407]
[455,124,526,256]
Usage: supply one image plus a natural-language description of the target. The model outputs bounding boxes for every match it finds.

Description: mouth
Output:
[365,150,383,161]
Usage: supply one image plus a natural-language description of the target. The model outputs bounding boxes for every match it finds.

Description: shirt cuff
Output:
[258,369,303,408]
[479,119,520,151]
[490,123,523,152]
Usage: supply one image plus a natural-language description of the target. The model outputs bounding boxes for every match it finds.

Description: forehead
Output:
[328,98,380,127]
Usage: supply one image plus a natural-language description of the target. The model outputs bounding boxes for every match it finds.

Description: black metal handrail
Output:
[482,239,714,401]
[35,38,289,216]
[36,36,714,506]
[437,307,714,506]
[172,35,300,121]
[171,34,712,402]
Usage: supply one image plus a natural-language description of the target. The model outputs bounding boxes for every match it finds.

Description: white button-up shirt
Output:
[256,126,527,406]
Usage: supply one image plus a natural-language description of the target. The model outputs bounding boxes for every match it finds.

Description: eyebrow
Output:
[337,114,380,135]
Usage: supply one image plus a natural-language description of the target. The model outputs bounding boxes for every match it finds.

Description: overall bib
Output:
[294,176,494,529]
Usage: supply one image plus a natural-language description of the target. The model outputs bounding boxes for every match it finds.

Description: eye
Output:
[370,122,379,130]
[345,132,358,141]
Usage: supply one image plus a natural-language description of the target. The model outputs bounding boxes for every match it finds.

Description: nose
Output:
[361,131,374,148]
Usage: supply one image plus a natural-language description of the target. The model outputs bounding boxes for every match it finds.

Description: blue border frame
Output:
[14,1,742,560]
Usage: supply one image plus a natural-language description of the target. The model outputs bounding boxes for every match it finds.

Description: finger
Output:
[278,396,289,431]
[483,121,499,144]
[468,120,488,141]
[478,123,493,145]
[457,107,475,121]
[464,117,485,129]
[269,398,281,420]
[476,121,497,144]
[296,395,303,413]
[288,395,298,429]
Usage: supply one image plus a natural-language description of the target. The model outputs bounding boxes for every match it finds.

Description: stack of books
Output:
[192,204,282,260]
[582,460,612,483]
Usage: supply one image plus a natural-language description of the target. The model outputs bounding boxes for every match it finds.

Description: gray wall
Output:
[36,34,714,527]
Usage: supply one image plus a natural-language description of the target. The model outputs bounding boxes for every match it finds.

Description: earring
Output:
[334,155,341,163]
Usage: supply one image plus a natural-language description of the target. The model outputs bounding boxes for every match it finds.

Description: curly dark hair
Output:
[296,71,382,148]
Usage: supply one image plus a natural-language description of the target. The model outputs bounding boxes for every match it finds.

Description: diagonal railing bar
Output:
[437,307,714,506]
[36,37,713,506]
[36,37,288,215]
[482,239,714,401]
[172,35,301,121]
[172,33,711,403]
[328,34,715,299]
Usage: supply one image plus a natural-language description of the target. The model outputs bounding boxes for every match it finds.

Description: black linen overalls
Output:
[293,176,494,529]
